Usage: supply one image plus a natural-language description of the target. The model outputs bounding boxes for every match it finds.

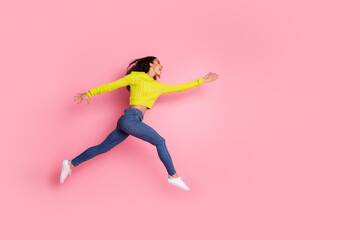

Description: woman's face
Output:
[151,59,163,77]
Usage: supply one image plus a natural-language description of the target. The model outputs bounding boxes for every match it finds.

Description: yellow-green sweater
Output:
[86,71,205,109]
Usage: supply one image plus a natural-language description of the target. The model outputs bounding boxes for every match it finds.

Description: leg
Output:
[71,128,129,167]
[122,120,177,176]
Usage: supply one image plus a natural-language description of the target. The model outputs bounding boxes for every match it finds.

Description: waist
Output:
[130,104,147,114]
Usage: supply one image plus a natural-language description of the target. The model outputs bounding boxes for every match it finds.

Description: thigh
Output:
[126,120,164,146]
[100,128,129,148]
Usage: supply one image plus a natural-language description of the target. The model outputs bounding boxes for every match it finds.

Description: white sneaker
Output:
[167,175,190,191]
[60,160,72,184]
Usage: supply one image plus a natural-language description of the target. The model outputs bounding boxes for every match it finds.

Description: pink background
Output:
[1,0,359,239]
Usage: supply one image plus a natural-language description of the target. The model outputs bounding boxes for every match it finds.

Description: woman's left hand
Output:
[203,72,219,83]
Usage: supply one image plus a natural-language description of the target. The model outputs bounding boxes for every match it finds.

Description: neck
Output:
[146,69,156,79]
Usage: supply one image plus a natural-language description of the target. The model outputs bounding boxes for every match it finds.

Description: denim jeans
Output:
[71,108,177,175]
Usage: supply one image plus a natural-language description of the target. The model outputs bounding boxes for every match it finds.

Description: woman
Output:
[60,56,218,190]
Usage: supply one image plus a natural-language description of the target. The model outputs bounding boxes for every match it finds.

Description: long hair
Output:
[125,56,158,92]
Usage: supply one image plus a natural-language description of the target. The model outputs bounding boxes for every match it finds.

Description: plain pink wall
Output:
[1,0,359,239]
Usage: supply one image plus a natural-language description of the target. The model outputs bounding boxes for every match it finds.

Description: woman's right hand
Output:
[203,72,219,83]
[73,92,90,105]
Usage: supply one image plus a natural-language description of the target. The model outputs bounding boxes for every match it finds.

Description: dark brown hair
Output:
[125,56,158,92]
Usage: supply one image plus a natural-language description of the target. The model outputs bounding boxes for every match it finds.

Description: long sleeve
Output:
[86,74,132,98]
[160,78,204,94]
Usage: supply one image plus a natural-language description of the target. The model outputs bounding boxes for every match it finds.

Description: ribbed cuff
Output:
[197,78,205,85]
[86,91,92,97]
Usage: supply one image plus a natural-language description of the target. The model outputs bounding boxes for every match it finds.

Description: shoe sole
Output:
[167,179,190,191]
[60,160,70,184]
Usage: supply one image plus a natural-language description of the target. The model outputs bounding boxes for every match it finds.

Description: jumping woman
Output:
[60,56,218,190]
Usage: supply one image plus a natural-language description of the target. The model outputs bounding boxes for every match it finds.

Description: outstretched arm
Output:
[86,74,132,97]
[160,72,219,94]
[73,74,132,105]
[161,78,205,93]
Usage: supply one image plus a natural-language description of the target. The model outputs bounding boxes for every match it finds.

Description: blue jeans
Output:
[71,108,177,175]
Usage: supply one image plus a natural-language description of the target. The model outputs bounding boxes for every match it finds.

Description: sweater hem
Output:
[129,101,152,109]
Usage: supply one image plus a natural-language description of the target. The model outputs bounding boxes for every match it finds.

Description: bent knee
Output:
[155,136,166,145]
